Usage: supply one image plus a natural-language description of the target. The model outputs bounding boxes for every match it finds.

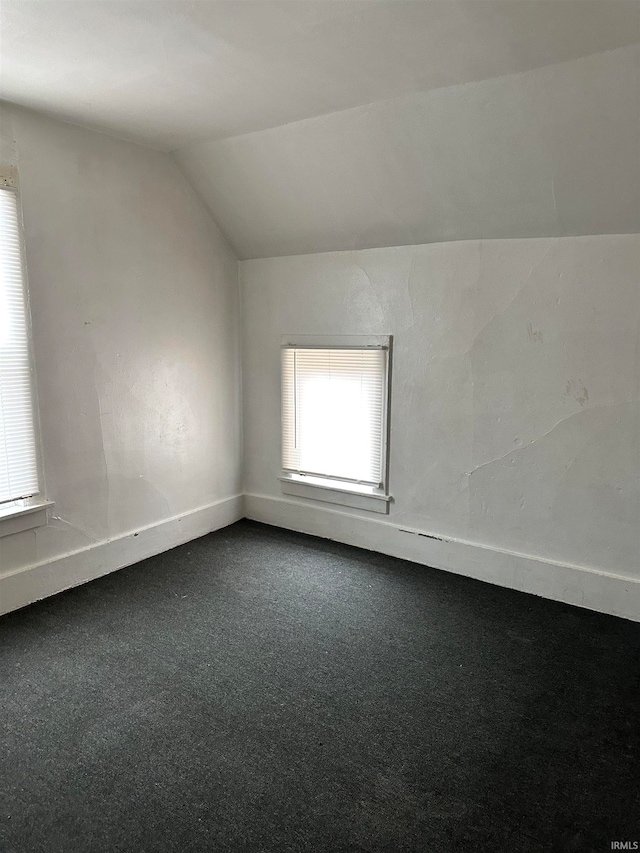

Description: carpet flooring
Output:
[1,519,639,853]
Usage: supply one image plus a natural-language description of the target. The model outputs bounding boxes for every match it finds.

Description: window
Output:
[0,186,46,535]
[280,335,391,513]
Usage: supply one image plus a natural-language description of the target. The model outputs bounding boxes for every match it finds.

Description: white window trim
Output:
[280,334,392,514]
[0,499,54,538]
[0,184,50,538]
[279,473,390,514]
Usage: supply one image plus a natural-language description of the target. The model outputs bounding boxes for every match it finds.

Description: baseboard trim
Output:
[244,493,640,622]
[0,494,244,616]
[4,492,638,622]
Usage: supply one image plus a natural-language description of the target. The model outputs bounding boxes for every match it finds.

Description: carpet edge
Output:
[244,493,640,622]
[0,494,245,615]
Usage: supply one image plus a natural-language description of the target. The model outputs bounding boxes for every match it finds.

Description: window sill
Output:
[0,500,53,538]
[279,474,390,514]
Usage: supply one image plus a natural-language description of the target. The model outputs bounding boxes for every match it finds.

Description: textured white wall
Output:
[176,46,640,259]
[0,105,242,609]
[241,236,640,592]
[0,102,637,618]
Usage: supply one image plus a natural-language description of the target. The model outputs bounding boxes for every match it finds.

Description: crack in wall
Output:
[461,243,555,359]
[466,400,638,479]
[352,257,385,321]
[50,515,97,544]
[405,252,417,328]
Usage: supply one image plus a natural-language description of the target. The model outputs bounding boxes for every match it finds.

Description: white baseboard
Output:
[245,493,640,623]
[0,494,244,616]
[4,492,638,623]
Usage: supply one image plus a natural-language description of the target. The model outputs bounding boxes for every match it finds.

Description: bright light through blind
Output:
[0,188,39,504]
[282,347,387,485]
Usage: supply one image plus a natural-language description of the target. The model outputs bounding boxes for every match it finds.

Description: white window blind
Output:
[282,347,387,486]
[0,188,39,504]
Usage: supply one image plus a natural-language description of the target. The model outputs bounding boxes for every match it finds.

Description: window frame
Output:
[0,181,50,538]
[279,334,392,514]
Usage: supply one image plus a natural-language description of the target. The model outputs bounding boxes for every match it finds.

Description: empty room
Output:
[0,2,639,851]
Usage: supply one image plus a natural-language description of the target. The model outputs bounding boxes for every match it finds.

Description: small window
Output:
[0,187,39,506]
[280,336,391,513]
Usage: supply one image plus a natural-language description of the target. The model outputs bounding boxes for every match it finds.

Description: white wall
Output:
[0,104,637,622]
[0,105,243,613]
[241,236,640,620]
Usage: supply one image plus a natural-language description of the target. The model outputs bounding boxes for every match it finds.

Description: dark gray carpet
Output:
[1,520,638,853]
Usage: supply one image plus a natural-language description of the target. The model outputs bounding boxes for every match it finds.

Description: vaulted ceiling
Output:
[1,1,639,257]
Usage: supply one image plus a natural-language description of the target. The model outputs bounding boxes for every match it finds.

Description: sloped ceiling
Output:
[2,1,639,257]
[175,45,640,258]
[1,1,637,148]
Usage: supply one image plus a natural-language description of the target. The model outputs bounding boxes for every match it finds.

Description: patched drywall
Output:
[0,105,242,603]
[176,46,640,259]
[241,235,640,582]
